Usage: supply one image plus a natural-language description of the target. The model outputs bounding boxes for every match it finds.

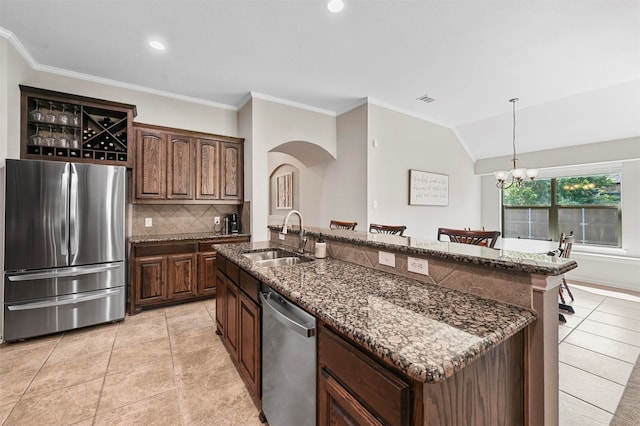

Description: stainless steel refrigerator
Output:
[3,159,126,341]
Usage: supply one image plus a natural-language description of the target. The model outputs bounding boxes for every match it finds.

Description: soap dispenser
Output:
[315,233,327,259]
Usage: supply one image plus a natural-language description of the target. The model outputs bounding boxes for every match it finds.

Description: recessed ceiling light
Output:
[327,0,344,13]
[148,40,166,51]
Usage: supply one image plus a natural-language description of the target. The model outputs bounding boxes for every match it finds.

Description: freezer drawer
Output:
[3,286,125,342]
[4,262,125,303]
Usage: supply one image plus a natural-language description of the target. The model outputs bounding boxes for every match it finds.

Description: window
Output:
[502,173,621,247]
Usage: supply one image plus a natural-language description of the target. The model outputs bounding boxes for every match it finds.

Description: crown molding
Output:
[249,91,336,116]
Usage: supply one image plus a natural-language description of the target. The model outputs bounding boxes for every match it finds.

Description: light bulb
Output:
[328,0,344,13]
[148,40,166,51]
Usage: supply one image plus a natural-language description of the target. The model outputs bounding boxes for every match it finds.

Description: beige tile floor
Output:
[0,284,638,425]
[0,299,263,425]
[558,284,640,426]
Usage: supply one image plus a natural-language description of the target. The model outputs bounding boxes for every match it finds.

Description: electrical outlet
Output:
[214,216,220,225]
[279,233,286,241]
[145,218,153,227]
[408,257,429,275]
[378,251,395,267]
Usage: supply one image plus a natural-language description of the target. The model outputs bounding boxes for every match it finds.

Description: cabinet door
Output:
[133,256,167,306]
[167,135,194,200]
[167,253,198,300]
[224,281,240,357]
[198,252,217,297]
[135,128,166,200]
[220,141,243,200]
[215,269,227,336]
[319,368,383,426]
[195,138,220,200]
[238,291,261,398]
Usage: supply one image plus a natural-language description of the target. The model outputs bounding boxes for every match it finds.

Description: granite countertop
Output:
[130,232,251,243]
[216,241,536,384]
[267,225,578,276]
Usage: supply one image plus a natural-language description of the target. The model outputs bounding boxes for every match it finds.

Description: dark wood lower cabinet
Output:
[238,291,261,397]
[215,254,261,402]
[133,256,167,307]
[129,236,248,314]
[318,325,412,426]
[167,254,197,300]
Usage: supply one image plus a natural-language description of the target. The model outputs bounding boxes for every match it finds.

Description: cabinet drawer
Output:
[198,241,218,253]
[226,260,240,285]
[135,242,197,257]
[319,326,410,425]
[239,269,260,304]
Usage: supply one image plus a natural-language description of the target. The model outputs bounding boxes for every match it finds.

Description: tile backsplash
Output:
[131,204,242,236]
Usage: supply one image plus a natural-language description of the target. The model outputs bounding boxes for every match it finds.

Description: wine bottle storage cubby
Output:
[20,85,137,167]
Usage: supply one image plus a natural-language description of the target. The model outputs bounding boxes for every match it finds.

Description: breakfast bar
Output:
[216,228,577,425]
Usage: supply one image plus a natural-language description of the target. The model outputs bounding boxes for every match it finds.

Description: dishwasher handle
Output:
[260,291,316,338]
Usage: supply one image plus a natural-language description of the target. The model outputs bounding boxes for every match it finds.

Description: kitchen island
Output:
[216,231,576,425]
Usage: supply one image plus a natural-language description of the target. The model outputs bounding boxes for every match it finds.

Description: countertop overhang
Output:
[216,241,536,384]
[129,233,251,244]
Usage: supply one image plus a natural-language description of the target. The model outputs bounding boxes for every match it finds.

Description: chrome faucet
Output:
[281,210,307,253]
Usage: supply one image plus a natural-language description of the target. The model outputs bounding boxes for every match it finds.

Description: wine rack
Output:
[20,86,137,167]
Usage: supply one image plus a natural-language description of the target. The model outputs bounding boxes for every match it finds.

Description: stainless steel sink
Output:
[254,257,304,267]
[242,248,313,266]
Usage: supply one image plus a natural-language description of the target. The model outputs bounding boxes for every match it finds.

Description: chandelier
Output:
[493,98,539,189]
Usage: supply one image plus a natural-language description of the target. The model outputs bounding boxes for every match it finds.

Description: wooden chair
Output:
[369,223,407,236]
[330,220,357,230]
[437,227,501,248]
[558,232,575,304]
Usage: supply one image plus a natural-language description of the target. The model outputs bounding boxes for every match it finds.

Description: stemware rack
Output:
[20,85,137,167]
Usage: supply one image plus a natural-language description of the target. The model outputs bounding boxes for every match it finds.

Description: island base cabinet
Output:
[318,326,412,426]
[215,255,262,402]
[319,369,384,426]
[422,331,524,426]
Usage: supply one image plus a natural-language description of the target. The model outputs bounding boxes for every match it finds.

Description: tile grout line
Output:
[4,334,63,423]
[164,311,187,426]
[91,321,121,425]
[559,361,623,416]
[559,341,634,386]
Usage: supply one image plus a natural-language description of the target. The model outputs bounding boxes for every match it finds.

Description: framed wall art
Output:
[409,169,449,206]
[276,172,293,209]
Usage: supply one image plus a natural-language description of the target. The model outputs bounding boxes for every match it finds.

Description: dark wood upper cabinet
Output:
[195,138,220,200]
[134,127,166,200]
[133,123,243,204]
[20,85,136,167]
[220,141,243,200]
[167,134,194,200]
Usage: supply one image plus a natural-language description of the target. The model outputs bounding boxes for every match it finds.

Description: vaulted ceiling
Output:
[1,0,638,160]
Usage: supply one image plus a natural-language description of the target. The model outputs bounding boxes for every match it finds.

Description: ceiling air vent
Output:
[416,94,435,103]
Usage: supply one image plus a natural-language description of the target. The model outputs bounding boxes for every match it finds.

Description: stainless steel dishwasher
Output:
[260,285,317,426]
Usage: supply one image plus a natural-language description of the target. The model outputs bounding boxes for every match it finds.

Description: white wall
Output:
[314,104,369,231]
[248,97,337,240]
[478,138,640,292]
[367,103,481,239]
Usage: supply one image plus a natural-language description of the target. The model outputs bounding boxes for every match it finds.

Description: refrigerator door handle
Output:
[61,163,70,257]
[69,163,79,258]
[7,263,122,282]
[7,288,122,311]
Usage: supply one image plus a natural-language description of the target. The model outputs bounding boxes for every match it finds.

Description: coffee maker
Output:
[226,213,239,234]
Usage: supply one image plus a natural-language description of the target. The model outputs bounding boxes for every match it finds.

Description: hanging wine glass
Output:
[44,102,57,124]
[57,104,70,126]
[58,128,69,148]
[70,128,80,149]
[44,125,56,147]
[71,105,80,127]
[29,100,43,122]
[29,125,43,146]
